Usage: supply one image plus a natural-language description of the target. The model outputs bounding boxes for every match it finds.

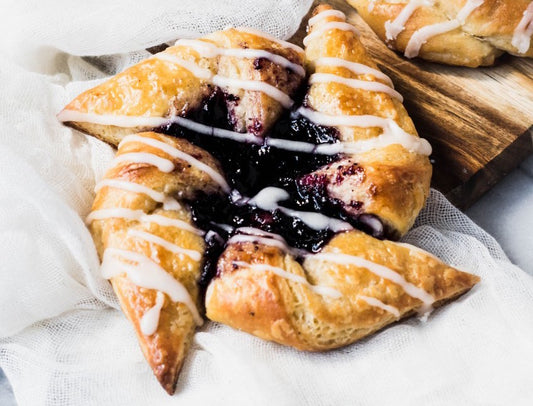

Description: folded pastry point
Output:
[206,230,479,351]
[88,132,226,393]
[58,28,306,146]
[301,3,432,239]
[347,0,533,67]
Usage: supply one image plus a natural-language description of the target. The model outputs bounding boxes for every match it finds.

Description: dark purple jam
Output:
[157,87,388,282]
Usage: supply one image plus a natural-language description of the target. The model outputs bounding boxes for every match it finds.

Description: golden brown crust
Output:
[88,132,223,393]
[59,28,305,145]
[304,4,432,237]
[205,230,479,351]
[348,0,533,67]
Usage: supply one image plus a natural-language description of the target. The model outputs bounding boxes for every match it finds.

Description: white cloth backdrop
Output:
[1,1,532,404]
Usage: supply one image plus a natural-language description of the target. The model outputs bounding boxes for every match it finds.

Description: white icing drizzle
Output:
[296,107,432,156]
[309,72,403,101]
[119,134,231,193]
[228,234,294,253]
[368,0,377,12]
[228,228,308,257]
[512,2,533,54]
[309,252,435,313]
[314,57,394,87]
[128,229,202,261]
[405,20,461,58]
[174,39,306,76]
[112,152,175,173]
[235,227,288,243]
[101,248,203,325]
[247,187,353,232]
[211,222,235,233]
[94,179,181,211]
[232,27,305,54]
[308,9,347,27]
[153,52,294,108]
[404,0,484,58]
[384,0,435,41]
[152,53,212,79]
[58,109,431,157]
[167,115,262,144]
[358,295,400,318]
[140,291,165,336]
[455,0,484,23]
[86,208,204,235]
[342,128,432,156]
[303,22,360,46]
[57,109,171,128]
[232,261,342,298]
[211,75,294,108]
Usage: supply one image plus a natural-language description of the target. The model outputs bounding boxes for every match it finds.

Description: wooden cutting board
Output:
[290,0,533,209]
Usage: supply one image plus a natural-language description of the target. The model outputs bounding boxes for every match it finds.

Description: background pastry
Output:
[348,0,533,67]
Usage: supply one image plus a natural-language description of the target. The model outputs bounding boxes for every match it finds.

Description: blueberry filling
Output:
[157,87,389,280]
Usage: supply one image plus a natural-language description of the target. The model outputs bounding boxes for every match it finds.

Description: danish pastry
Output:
[348,0,533,67]
[60,4,479,394]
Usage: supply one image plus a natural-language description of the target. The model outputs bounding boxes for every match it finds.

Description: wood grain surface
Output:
[290,0,533,209]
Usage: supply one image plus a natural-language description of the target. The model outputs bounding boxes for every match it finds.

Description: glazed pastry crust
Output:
[304,4,432,237]
[205,230,479,351]
[58,29,305,145]
[89,132,225,393]
[348,0,533,67]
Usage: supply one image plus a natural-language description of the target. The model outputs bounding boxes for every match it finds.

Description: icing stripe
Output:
[233,27,305,54]
[314,57,394,87]
[102,248,203,325]
[59,110,431,156]
[309,252,435,312]
[154,52,294,107]
[174,39,305,76]
[247,186,353,232]
[119,134,231,193]
[212,75,294,108]
[309,72,403,101]
[112,152,175,173]
[140,291,165,336]
[342,129,432,156]
[359,295,401,318]
[232,261,342,298]
[385,0,434,41]
[94,179,181,211]
[404,0,484,58]
[303,22,360,46]
[86,208,204,235]
[228,227,309,257]
[128,229,202,261]
[308,9,347,27]
[512,2,533,54]
[152,53,212,79]
[296,107,432,156]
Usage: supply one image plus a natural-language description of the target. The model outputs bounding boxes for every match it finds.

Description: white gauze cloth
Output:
[1,1,533,405]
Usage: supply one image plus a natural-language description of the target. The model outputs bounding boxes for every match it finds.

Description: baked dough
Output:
[87,132,225,393]
[206,229,479,350]
[348,0,533,67]
[58,28,305,145]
